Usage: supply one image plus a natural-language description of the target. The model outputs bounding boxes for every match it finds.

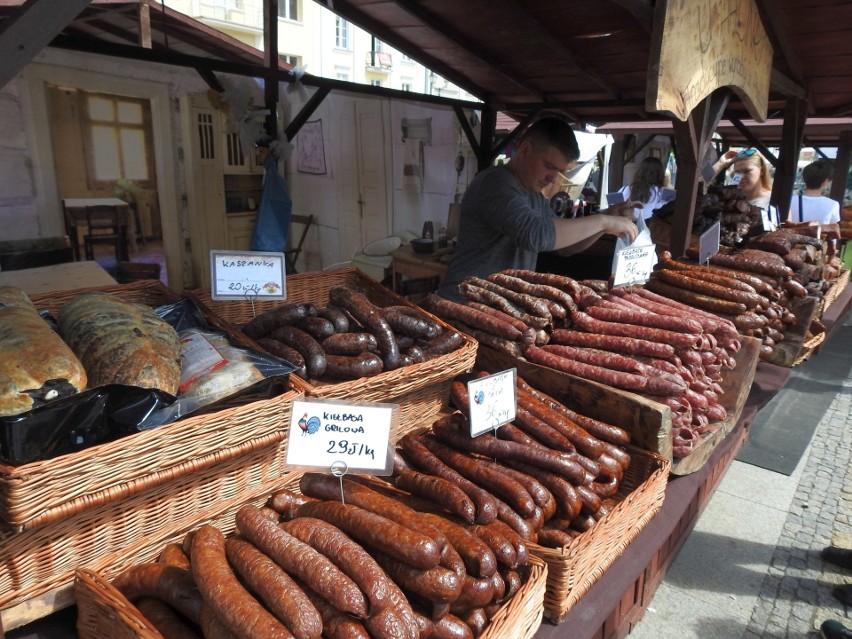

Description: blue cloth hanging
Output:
[250,156,293,252]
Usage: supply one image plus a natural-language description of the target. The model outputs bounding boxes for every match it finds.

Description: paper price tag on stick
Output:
[285,399,398,475]
[210,250,287,301]
[612,243,656,287]
[468,369,516,437]
[698,221,721,265]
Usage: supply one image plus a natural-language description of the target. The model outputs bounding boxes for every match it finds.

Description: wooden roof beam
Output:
[770,68,806,101]
[606,0,654,33]
[754,0,806,89]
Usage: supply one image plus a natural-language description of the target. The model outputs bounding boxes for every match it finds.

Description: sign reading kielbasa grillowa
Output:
[647,0,773,122]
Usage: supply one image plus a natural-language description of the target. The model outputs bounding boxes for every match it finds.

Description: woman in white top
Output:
[788,159,840,224]
[619,157,676,220]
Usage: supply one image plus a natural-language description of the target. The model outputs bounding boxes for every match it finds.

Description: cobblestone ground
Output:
[743,387,852,639]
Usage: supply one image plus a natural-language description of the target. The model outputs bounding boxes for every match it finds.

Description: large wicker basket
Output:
[531,446,670,623]
[0,443,298,631]
[76,532,545,639]
[187,266,477,433]
[0,279,308,531]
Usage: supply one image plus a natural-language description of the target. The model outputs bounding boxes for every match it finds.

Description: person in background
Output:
[619,156,675,220]
[788,159,840,225]
[437,116,639,302]
[713,148,780,230]
[818,545,852,638]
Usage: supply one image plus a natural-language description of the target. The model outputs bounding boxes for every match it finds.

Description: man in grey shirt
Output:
[438,117,638,302]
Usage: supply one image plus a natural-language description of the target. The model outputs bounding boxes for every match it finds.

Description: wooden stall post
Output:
[773,96,809,220]
[830,130,852,204]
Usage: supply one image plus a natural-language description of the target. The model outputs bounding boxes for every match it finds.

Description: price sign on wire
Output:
[698,221,721,265]
[285,399,398,475]
[468,369,517,437]
[210,250,287,301]
[612,243,656,287]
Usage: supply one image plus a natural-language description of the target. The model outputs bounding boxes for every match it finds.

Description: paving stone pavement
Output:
[742,390,852,638]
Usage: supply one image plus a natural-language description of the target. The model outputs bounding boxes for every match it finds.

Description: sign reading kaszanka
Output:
[647,0,773,122]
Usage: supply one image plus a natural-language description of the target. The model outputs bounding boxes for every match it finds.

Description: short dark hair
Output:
[802,159,833,189]
[522,117,580,162]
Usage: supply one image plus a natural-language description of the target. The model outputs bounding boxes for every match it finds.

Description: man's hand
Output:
[600,199,643,219]
[601,215,639,243]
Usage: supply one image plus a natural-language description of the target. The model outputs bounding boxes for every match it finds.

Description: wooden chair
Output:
[116,261,161,283]
[284,214,314,274]
[83,205,127,262]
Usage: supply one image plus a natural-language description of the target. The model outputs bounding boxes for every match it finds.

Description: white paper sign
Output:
[210,250,287,301]
[698,221,721,265]
[285,399,398,475]
[613,244,656,287]
[468,369,516,437]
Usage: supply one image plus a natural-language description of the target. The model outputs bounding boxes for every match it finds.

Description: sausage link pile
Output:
[427,269,740,458]
[652,249,807,360]
[242,286,464,383]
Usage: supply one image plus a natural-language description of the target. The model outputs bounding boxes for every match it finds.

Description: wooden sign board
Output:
[647,0,773,122]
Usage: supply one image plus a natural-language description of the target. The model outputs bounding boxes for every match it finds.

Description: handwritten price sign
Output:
[285,399,398,475]
[468,369,517,437]
[612,244,656,287]
[210,250,287,301]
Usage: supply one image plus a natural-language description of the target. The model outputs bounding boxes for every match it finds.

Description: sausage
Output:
[297,316,336,340]
[526,345,685,397]
[424,294,524,341]
[515,391,607,459]
[458,322,527,359]
[616,288,739,340]
[298,583,372,639]
[511,405,576,453]
[419,330,464,357]
[296,500,441,570]
[483,519,529,566]
[242,303,313,339]
[363,579,420,639]
[420,514,497,578]
[515,377,630,447]
[383,308,436,339]
[451,575,495,610]
[235,505,369,618]
[706,249,794,278]
[299,473,448,550]
[657,252,766,293]
[650,269,767,309]
[281,516,393,616]
[573,310,703,350]
[135,598,202,639]
[535,528,576,548]
[468,524,516,569]
[457,282,549,330]
[321,332,379,355]
[257,338,308,378]
[267,488,317,520]
[468,277,552,320]
[225,537,323,639]
[416,436,537,518]
[585,303,704,334]
[267,325,327,378]
[199,605,240,639]
[496,465,556,519]
[329,287,401,370]
[190,525,294,639]
[431,416,590,485]
[373,551,463,604]
[502,460,582,519]
[322,352,384,379]
[158,543,191,570]
[112,563,202,626]
[575,483,603,514]
[489,272,578,315]
[399,434,498,524]
[317,306,350,333]
[384,305,443,339]
[550,328,675,359]
[393,467,477,524]
[465,302,536,344]
[432,613,474,639]
[459,608,488,638]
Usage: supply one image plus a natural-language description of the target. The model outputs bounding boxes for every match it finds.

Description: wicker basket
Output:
[76,537,546,639]
[0,443,298,629]
[0,279,308,531]
[531,446,670,623]
[187,266,477,432]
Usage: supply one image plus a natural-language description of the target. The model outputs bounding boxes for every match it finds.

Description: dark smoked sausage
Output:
[268,325,327,378]
[329,287,401,370]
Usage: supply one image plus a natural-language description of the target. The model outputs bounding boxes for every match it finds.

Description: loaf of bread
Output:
[58,292,181,394]
[0,286,87,416]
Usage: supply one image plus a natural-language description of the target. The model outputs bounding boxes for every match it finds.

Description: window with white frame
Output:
[335,17,350,49]
[277,0,299,20]
[370,79,382,87]
[336,67,350,81]
[401,79,413,91]
[279,54,301,67]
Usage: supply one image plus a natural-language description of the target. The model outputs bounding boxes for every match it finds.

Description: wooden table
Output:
[62,197,136,261]
[390,244,451,295]
[0,261,116,295]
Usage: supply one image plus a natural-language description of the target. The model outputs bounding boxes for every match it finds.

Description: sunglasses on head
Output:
[735,148,757,157]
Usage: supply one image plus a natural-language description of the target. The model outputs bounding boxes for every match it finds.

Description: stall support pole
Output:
[773,96,808,220]
[831,131,852,205]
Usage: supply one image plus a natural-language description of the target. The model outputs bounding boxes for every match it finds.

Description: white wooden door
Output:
[337,98,390,263]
